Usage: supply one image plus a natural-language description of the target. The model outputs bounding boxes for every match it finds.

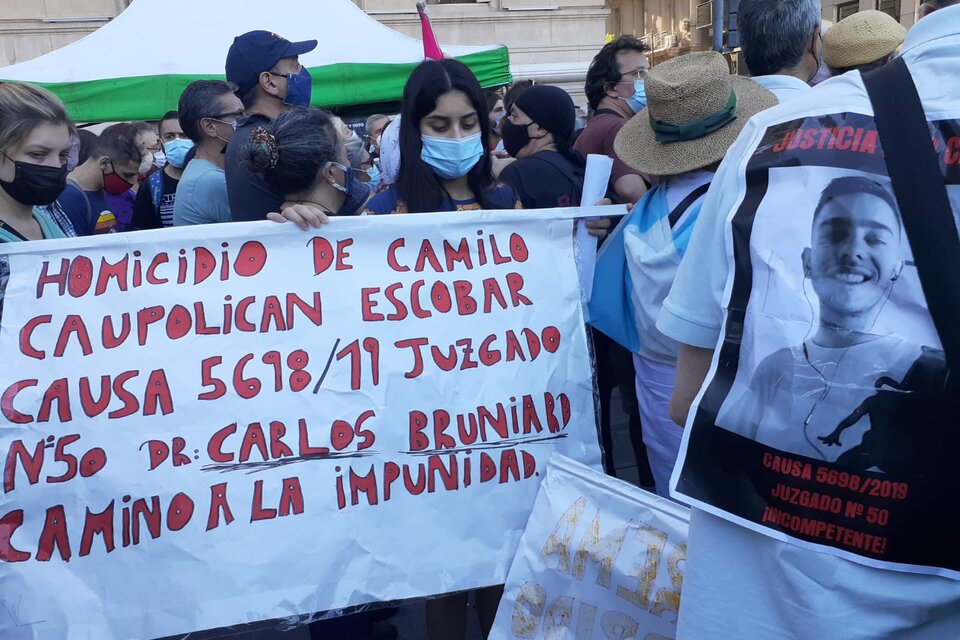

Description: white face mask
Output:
[138,153,156,176]
[153,151,167,168]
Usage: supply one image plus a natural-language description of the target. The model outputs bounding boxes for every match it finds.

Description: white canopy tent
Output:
[0,0,511,121]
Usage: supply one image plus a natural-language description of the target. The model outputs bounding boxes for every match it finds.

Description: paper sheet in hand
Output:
[576,154,613,307]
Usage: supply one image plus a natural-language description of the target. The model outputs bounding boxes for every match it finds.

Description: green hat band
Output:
[650,91,737,143]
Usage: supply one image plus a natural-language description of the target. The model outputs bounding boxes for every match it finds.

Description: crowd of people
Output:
[0,0,958,638]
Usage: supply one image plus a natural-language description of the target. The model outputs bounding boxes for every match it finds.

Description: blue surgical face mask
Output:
[278,67,313,109]
[420,133,484,180]
[626,79,647,113]
[329,162,371,216]
[162,138,194,169]
[491,112,506,136]
[366,163,382,191]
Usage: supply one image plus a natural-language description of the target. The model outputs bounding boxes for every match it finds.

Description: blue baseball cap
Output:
[225,30,318,97]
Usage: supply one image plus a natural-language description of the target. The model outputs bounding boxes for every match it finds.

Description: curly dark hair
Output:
[584,36,650,111]
[241,108,340,197]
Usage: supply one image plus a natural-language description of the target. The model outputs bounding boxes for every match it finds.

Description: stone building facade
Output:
[0,0,927,101]
[608,0,923,55]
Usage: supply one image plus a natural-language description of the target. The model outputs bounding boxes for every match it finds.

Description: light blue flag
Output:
[588,183,707,354]
[587,193,651,354]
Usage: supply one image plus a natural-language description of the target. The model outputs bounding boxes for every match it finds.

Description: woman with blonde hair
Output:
[0,81,77,316]
[0,81,76,243]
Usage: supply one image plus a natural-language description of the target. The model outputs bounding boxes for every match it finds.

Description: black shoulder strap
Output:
[0,220,30,242]
[526,152,584,199]
[862,58,960,375]
[592,108,623,119]
[66,178,94,230]
[667,183,710,228]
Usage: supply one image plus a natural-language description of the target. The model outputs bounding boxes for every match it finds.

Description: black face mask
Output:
[501,120,535,158]
[0,158,68,206]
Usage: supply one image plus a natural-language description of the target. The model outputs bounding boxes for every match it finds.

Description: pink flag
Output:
[417,2,444,60]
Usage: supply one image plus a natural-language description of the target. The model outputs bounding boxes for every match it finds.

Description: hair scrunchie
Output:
[250,126,280,169]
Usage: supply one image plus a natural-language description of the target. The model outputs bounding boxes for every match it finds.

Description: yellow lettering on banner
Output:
[651,542,685,620]
[600,610,640,640]
[615,524,668,609]
[572,511,629,588]
[575,602,598,639]
[511,581,546,638]
[543,596,574,639]
[540,497,587,574]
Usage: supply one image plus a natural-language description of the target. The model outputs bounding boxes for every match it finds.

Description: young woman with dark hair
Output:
[364,58,520,215]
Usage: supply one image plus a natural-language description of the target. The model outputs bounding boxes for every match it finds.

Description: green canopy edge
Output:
[15,47,511,123]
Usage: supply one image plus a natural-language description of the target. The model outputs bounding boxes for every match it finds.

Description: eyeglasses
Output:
[208,110,244,121]
[268,63,304,78]
[619,66,649,82]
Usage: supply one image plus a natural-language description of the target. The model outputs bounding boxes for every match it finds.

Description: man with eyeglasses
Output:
[573,34,657,494]
[223,30,317,222]
[173,80,245,226]
[575,34,651,206]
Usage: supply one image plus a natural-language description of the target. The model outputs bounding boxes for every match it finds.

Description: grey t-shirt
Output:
[173,158,231,226]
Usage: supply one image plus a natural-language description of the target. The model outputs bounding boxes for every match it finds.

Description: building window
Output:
[837,1,859,20]
[878,0,899,19]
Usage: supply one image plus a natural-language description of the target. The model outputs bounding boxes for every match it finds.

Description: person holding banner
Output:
[0,82,74,247]
[0,82,76,319]
[201,106,390,640]
[353,55,511,640]
[364,58,521,215]
[590,52,776,499]
[243,108,371,223]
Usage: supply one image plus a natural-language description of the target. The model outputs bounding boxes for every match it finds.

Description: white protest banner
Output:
[489,454,690,640]
[0,209,603,640]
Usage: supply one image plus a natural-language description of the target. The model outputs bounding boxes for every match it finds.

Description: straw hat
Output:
[614,51,776,176]
[824,10,906,69]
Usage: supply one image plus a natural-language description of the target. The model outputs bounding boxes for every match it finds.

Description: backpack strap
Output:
[66,178,94,231]
[862,57,960,379]
[592,108,624,119]
[526,152,584,203]
[667,183,710,228]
